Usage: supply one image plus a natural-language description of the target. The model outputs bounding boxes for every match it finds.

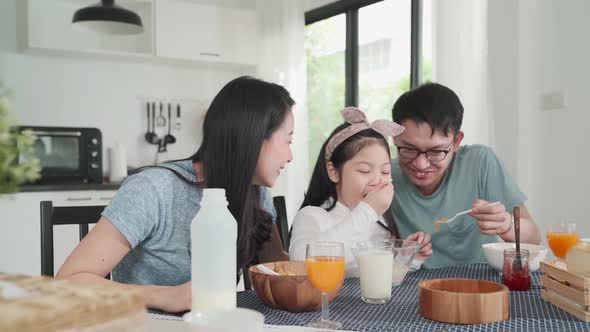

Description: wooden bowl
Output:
[248,261,341,313]
[419,278,509,324]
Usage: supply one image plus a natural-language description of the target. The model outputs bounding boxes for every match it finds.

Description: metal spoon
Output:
[513,205,522,271]
[164,103,176,145]
[437,201,501,225]
[144,102,158,144]
[257,264,280,276]
[156,102,166,127]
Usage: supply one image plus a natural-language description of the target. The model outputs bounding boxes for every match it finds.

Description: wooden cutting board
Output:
[0,272,146,331]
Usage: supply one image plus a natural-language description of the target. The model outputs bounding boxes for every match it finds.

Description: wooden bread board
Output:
[0,273,146,331]
[540,260,589,322]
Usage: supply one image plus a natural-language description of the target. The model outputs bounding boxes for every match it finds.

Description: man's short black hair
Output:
[392,82,463,136]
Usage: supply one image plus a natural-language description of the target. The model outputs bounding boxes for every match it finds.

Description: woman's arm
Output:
[56,217,191,313]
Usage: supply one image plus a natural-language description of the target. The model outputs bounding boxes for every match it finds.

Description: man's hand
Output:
[470,199,512,236]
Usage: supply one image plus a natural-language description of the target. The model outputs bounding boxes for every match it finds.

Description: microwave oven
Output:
[17,126,103,184]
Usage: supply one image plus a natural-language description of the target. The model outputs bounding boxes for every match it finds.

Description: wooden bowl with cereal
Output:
[248,261,341,312]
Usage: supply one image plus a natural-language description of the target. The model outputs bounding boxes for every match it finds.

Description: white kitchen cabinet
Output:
[20,0,257,67]
[0,190,116,276]
[23,0,154,57]
[155,0,257,65]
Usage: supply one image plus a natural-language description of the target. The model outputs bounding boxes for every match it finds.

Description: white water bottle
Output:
[191,188,237,314]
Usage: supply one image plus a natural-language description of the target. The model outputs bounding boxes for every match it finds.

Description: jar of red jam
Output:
[502,248,531,291]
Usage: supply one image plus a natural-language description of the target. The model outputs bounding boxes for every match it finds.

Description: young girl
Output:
[56,76,294,313]
[289,107,432,277]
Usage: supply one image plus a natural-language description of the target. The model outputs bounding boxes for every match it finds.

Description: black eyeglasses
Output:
[396,140,454,162]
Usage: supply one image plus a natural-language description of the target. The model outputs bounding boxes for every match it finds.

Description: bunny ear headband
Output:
[325,107,405,161]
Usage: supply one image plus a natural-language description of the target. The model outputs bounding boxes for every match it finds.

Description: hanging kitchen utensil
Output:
[156,102,166,127]
[150,101,160,144]
[164,103,176,145]
[157,140,167,153]
[144,102,151,142]
[153,102,159,143]
[176,104,181,131]
[144,102,158,144]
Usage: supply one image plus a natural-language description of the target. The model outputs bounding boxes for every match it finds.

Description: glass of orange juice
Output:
[306,241,345,330]
[547,221,579,259]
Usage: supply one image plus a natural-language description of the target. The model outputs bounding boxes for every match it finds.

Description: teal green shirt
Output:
[391,144,526,268]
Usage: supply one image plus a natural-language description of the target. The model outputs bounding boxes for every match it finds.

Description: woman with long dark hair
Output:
[56,76,294,313]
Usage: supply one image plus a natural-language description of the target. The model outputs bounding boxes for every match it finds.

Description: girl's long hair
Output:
[301,123,399,238]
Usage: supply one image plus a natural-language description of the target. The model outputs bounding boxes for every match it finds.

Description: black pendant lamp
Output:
[72,0,144,35]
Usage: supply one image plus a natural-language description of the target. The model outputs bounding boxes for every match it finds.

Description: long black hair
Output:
[190,76,294,270]
[301,123,399,238]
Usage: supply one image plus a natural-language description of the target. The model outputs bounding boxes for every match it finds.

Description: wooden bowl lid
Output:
[419,278,509,324]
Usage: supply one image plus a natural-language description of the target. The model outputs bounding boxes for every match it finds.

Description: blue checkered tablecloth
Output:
[238,263,590,332]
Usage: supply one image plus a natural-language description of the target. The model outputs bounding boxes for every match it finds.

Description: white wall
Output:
[435,0,590,246]
[487,0,590,241]
[256,0,308,223]
[0,0,253,176]
[518,0,590,239]
[431,0,490,146]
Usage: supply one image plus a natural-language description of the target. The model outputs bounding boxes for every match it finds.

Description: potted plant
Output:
[0,83,40,193]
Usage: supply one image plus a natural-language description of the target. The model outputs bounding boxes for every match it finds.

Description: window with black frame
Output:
[305,0,432,168]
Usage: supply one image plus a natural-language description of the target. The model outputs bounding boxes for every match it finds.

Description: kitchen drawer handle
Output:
[99,197,114,201]
[66,197,92,201]
[200,52,220,57]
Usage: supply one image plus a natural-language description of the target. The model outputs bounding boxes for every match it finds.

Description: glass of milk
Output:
[352,240,394,304]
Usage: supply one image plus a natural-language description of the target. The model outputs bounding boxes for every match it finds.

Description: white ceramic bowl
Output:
[482,242,548,272]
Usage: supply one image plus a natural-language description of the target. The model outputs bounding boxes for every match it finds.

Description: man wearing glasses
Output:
[390,83,541,268]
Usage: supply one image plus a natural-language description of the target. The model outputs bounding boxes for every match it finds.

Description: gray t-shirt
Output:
[391,144,526,268]
[102,160,276,286]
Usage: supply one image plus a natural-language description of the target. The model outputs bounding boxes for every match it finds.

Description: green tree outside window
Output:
[305,20,432,169]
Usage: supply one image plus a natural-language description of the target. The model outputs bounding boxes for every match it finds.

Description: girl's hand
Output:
[362,182,394,216]
[406,231,433,261]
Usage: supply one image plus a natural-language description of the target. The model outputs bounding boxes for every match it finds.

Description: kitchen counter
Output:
[19,183,120,192]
